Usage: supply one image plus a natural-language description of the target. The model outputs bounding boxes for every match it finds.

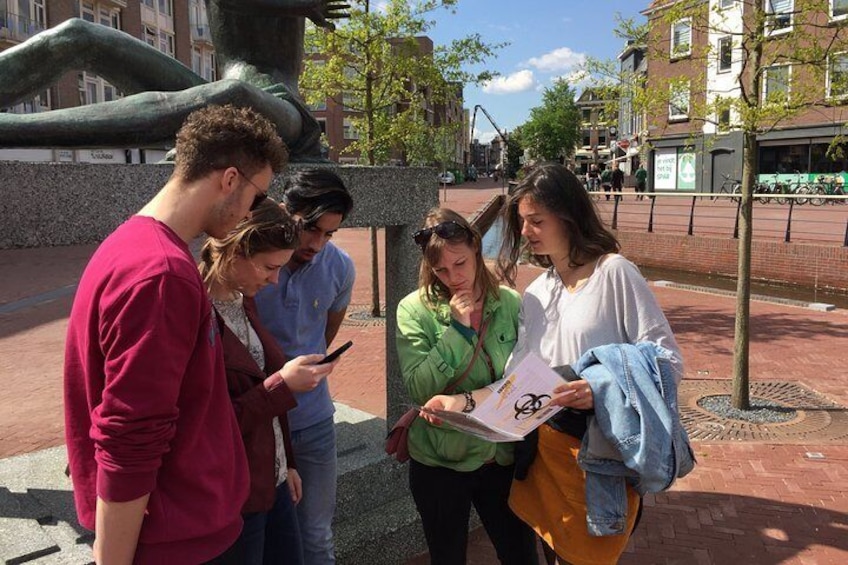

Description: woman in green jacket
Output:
[396,207,538,565]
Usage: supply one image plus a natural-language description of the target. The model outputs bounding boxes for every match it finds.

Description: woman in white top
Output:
[425,163,682,565]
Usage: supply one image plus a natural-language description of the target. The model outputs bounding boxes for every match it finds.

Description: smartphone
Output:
[317,340,353,364]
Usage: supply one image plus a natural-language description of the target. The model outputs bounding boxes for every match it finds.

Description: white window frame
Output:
[671,18,692,59]
[343,118,359,140]
[827,52,848,99]
[669,82,691,121]
[763,64,791,103]
[765,0,793,36]
[717,36,732,72]
[832,0,848,21]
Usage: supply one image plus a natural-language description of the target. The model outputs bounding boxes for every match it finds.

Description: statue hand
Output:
[309,0,350,30]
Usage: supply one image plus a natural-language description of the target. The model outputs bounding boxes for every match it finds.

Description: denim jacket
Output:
[573,342,695,536]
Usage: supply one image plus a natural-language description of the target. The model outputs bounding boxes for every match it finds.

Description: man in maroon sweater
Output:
[64,105,288,564]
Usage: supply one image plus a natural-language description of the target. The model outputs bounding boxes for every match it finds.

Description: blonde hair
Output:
[198,198,300,290]
[416,207,500,307]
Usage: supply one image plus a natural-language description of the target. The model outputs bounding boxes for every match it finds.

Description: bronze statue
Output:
[0,0,348,160]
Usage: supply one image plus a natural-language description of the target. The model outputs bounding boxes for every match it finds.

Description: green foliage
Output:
[302,0,504,165]
[520,79,582,161]
[506,125,525,178]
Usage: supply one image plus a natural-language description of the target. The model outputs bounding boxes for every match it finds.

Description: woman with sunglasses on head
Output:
[396,208,538,565]
[199,199,337,565]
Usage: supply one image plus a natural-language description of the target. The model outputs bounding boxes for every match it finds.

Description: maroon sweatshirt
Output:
[64,216,249,564]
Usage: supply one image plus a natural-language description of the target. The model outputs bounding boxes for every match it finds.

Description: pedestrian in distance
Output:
[397,208,539,565]
[199,199,340,565]
[587,163,600,192]
[496,163,685,565]
[64,104,287,564]
[635,163,648,200]
[255,168,354,564]
[600,166,612,200]
[611,162,625,201]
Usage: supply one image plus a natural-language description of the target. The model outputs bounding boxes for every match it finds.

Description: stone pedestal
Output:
[0,163,438,564]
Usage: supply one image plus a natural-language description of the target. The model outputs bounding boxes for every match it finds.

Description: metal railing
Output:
[588,192,848,247]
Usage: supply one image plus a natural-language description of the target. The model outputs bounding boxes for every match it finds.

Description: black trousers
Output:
[409,459,538,565]
[202,536,245,565]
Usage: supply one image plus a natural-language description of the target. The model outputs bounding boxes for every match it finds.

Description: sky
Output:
[415,0,648,143]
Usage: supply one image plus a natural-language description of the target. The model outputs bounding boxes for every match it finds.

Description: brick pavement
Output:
[1,178,847,563]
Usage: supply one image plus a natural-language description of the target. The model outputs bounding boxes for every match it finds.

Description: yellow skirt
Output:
[509,425,639,565]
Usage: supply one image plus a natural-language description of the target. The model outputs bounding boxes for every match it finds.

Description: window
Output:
[765,0,793,34]
[719,0,735,8]
[763,64,790,102]
[828,52,848,98]
[343,118,359,140]
[718,36,732,72]
[718,107,731,131]
[192,47,201,75]
[581,109,592,123]
[669,82,690,120]
[158,0,172,17]
[671,19,691,58]
[833,0,848,20]
[582,130,591,147]
[81,1,95,22]
[158,30,174,57]
[143,25,156,47]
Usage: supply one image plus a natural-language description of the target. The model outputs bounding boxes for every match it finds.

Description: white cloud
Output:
[482,70,536,94]
[475,131,498,144]
[525,47,586,73]
[556,69,590,87]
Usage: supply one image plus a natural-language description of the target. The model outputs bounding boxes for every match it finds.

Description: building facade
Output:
[643,0,848,193]
[0,0,213,163]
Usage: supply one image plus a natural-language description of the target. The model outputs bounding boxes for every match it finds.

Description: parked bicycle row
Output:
[715,173,846,206]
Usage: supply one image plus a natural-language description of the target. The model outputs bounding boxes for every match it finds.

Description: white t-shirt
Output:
[506,254,683,381]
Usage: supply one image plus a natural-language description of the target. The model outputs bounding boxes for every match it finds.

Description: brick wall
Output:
[617,231,847,293]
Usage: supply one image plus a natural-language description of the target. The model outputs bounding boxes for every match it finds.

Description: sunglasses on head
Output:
[412,220,469,250]
[235,167,269,210]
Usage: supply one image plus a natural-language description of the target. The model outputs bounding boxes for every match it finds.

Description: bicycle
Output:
[809,175,846,206]
[715,173,742,202]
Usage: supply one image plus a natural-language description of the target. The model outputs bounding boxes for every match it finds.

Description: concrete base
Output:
[0,403,426,565]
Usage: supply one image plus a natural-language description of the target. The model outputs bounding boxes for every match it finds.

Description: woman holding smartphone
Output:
[396,207,538,565]
[199,199,336,565]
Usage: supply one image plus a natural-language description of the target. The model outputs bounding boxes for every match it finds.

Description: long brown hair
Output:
[416,207,500,307]
[198,198,301,291]
[496,163,619,286]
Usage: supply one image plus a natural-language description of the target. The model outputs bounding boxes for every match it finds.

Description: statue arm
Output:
[0,19,204,108]
[216,0,349,29]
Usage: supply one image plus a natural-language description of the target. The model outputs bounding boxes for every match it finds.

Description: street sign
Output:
[617,139,631,151]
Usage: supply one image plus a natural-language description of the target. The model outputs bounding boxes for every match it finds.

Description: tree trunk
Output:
[732,131,755,410]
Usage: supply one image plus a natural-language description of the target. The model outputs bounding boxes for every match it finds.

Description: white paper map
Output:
[419,352,567,442]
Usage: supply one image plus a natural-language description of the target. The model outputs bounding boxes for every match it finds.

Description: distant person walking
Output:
[587,163,600,192]
[611,162,625,201]
[600,167,612,200]
[64,105,287,564]
[635,163,648,200]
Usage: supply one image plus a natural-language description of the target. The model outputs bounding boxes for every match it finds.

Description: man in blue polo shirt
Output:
[255,168,354,564]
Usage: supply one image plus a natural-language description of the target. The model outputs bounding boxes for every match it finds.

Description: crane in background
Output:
[470,105,509,181]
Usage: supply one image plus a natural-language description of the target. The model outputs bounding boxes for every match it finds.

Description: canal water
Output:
[481,217,847,309]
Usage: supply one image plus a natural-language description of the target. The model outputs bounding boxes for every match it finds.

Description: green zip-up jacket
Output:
[395,285,521,471]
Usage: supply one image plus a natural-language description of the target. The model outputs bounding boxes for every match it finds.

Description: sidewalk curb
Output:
[652,280,837,311]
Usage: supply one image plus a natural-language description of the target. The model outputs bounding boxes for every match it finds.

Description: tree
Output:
[302,0,503,316]
[521,80,582,162]
[643,0,848,409]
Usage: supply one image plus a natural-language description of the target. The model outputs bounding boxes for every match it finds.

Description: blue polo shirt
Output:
[255,241,355,431]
